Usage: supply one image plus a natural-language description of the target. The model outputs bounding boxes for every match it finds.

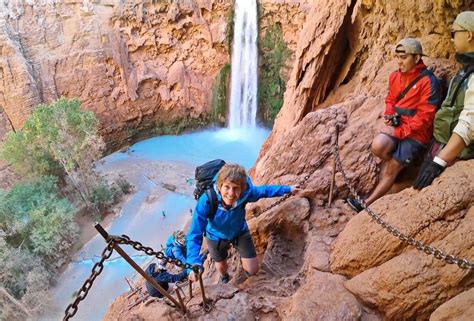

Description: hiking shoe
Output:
[346,198,364,213]
[218,273,230,285]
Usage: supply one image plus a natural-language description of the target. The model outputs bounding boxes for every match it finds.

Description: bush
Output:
[0,177,78,265]
[0,239,51,320]
[115,175,133,195]
[90,182,116,213]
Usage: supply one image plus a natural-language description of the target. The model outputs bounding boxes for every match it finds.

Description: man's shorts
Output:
[384,134,427,167]
[206,231,257,262]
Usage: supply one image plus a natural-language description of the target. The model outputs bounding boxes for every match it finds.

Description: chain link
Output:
[64,235,203,320]
[110,235,203,272]
[64,123,472,321]
[257,149,332,215]
[332,133,474,270]
[63,240,115,320]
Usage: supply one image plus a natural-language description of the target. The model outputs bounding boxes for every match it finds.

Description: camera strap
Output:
[395,72,427,103]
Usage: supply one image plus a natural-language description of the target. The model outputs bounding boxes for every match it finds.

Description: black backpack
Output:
[193,159,225,220]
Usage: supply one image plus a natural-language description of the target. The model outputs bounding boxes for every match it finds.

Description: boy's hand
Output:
[291,186,302,194]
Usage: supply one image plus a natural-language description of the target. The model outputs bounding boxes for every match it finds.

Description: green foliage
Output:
[90,182,116,213]
[259,24,289,122]
[1,97,102,177]
[211,64,231,124]
[0,97,107,212]
[115,175,133,195]
[225,4,234,53]
[0,177,78,265]
[153,117,209,136]
[0,239,51,319]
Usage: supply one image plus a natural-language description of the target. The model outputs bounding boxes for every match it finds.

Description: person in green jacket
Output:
[414,11,474,189]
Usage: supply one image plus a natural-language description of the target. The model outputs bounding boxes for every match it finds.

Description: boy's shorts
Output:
[384,134,427,167]
[206,231,257,262]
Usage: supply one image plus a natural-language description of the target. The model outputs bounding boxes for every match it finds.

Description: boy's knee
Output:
[245,266,259,276]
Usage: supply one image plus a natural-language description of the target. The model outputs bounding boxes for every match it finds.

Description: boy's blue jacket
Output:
[164,235,186,263]
[186,176,290,268]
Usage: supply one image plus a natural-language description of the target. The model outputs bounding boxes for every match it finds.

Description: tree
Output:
[1,98,106,212]
[0,177,78,265]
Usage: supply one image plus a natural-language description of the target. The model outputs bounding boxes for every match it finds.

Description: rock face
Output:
[430,288,474,321]
[332,163,474,320]
[249,0,473,320]
[4,0,470,319]
[0,0,310,150]
[259,0,311,81]
[261,0,464,154]
[0,0,232,149]
[103,0,472,319]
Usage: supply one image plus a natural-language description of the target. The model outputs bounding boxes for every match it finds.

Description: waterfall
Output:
[228,0,258,129]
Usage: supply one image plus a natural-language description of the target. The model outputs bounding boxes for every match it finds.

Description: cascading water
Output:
[228,0,258,129]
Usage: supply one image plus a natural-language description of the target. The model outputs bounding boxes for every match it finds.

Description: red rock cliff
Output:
[0,0,233,149]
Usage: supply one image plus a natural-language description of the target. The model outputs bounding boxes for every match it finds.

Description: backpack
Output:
[193,159,225,220]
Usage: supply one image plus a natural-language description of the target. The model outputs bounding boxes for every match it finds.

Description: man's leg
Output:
[347,134,397,212]
[365,158,404,205]
[371,133,397,160]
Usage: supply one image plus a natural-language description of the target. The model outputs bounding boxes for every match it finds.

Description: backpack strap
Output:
[205,188,218,221]
[395,71,427,103]
[449,66,474,107]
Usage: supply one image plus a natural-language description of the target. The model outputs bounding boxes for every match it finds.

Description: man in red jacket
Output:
[347,38,442,212]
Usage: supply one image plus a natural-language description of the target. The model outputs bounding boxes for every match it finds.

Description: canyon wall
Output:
[0,0,309,150]
[0,0,233,150]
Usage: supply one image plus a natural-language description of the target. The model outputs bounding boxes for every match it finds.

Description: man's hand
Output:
[381,125,394,136]
[413,161,445,190]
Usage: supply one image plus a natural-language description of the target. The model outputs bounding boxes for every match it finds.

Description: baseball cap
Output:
[454,11,474,31]
[395,38,426,56]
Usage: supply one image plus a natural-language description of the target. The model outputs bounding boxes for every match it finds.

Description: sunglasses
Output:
[451,29,468,39]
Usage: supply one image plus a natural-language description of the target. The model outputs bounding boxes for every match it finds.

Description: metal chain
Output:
[63,240,116,320]
[257,149,332,215]
[109,235,202,272]
[332,135,474,269]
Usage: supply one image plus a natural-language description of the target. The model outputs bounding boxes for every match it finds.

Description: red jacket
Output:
[385,62,440,144]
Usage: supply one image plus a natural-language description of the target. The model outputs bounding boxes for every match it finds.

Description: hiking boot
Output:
[218,273,230,285]
[346,198,364,213]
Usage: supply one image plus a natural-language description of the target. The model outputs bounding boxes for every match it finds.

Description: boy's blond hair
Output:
[216,163,247,193]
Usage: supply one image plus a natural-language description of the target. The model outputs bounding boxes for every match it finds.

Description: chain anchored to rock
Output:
[331,124,474,270]
[63,224,208,320]
[63,239,115,320]
[257,149,332,215]
[64,124,473,320]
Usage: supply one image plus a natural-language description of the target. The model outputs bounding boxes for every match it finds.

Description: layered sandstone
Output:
[0,0,309,152]
[0,0,233,150]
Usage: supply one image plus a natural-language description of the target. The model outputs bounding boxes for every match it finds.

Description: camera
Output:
[384,114,401,127]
